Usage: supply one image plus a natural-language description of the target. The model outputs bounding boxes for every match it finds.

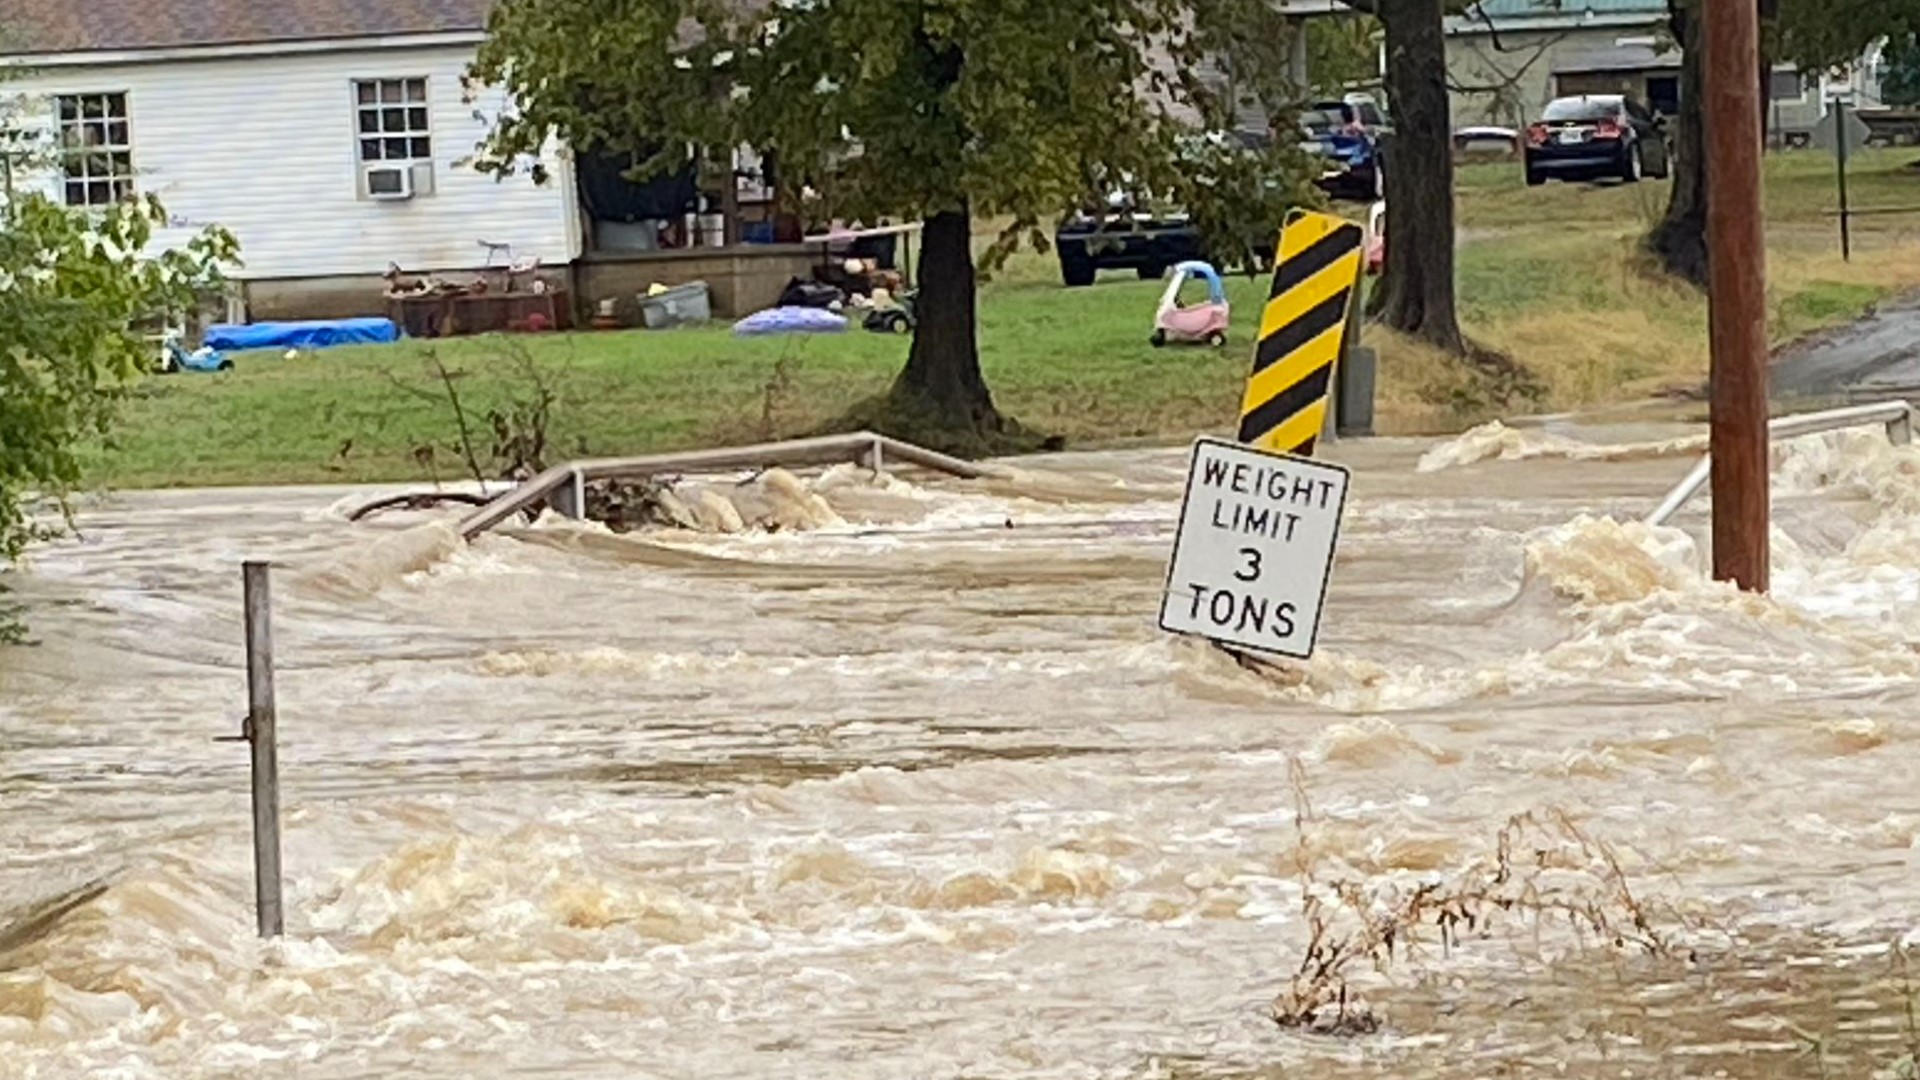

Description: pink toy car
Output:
[1150,261,1230,348]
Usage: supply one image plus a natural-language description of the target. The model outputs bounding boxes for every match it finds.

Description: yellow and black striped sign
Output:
[1237,210,1365,456]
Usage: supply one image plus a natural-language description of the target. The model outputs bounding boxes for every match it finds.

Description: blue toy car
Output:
[156,332,234,373]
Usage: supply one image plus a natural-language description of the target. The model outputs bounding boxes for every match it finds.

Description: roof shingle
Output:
[1,0,492,58]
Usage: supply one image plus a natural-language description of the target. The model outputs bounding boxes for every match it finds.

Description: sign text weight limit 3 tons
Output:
[1158,438,1349,660]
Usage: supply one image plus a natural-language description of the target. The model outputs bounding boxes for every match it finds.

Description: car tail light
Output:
[1596,118,1625,139]
[1527,123,1549,147]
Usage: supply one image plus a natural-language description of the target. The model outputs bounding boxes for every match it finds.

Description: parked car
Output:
[1454,125,1521,160]
[1524,94,1670,186]
[1299,95,1387,201]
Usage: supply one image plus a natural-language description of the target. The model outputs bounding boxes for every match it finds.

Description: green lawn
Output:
[1421,147,1920,412]
[88,148,1920,489]
[92,275,1263,489]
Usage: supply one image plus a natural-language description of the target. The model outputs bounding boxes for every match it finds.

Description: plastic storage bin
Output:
[638,281,712,329]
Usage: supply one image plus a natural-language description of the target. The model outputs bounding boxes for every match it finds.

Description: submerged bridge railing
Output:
[457,431,1002,539]
[1645,401,1915,527]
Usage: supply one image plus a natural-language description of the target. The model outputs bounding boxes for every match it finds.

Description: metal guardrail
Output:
[457,431,1001,539]
[1644,401,1915,527]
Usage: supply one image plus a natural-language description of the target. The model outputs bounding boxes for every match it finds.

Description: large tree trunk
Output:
[1647,0,1773,285]
[1647,4,1709,284]
[890,205,1002,433]
[1372,0,1467,354]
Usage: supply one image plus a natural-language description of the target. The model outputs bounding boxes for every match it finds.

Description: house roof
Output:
[0,0,493,58]
[1470,0,1667,15]
[1450,0,1668,34]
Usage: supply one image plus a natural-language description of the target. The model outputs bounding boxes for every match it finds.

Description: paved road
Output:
[1773,294,1920,400]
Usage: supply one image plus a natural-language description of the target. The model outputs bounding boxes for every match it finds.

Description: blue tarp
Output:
[203,318,401,353]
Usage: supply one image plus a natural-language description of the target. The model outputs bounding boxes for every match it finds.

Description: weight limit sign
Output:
[1158,437,1350,660]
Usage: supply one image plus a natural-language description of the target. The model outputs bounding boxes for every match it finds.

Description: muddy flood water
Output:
[4,424,1920,1078]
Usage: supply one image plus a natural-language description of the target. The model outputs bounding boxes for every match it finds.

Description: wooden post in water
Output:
[1702,0,1770,593]
[243,561,284,937]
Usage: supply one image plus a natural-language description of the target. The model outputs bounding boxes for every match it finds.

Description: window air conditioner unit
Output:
[366,164,415,201]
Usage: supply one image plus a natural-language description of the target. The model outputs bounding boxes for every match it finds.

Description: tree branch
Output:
[423,351,489,486]
[1447,29,1568,122]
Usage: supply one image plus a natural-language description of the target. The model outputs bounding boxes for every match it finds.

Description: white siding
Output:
[8,43,579,279]
[1140,34,1293,137]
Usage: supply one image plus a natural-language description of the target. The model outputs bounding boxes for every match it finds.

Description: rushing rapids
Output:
[3,427,1919,1078]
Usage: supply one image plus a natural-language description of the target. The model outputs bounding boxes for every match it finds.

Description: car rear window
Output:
[1542,98,1621,122]
[1300,108,1343,134]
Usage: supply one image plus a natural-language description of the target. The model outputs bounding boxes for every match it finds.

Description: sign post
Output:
[1158,438,1349,660]
[1837,94,1853,262]
[1812,91,1870,261]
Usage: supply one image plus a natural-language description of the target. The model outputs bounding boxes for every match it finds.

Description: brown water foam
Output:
[7,434,1920,1077]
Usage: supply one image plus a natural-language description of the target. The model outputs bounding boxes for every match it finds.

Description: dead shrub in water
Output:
[1272,763,1685,1037]
[387,340,563,486]
[1784,939,1920,1080]
[485,343,558,479]
[701,346,836,449]
[1888,940,1920,1080]
[759,348,802,442]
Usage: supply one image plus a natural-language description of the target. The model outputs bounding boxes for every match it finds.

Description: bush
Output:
[0,189,235,636]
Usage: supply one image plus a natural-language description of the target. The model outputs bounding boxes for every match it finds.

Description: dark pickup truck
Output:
[1053,130,1283,287]
[1055,212,1205,287]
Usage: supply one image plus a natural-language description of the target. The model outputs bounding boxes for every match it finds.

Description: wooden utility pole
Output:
[1703,0,1770,592]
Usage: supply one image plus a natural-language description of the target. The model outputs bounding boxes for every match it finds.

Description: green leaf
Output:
[0,171,236,585]
[467,0,1325,421]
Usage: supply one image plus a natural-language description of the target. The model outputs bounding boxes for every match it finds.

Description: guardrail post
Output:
[550,467,586,519]
[865,439,884,474]
[1888,409,1914,446]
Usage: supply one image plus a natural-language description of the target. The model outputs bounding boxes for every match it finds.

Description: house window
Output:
[354,78,432,164]
[55,92,134,207]
[1770,70,1810,102]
